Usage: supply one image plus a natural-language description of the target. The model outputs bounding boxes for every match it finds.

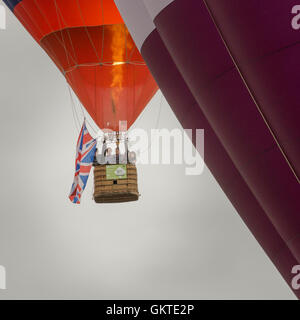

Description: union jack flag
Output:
[69,121,97,204]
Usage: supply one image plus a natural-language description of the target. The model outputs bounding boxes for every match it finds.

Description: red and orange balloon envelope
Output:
[4,0,158,131]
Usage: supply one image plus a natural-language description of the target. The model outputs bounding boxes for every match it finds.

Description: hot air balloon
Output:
[4,0,158,203]
[114,0,300,297]
[205,0,300,178]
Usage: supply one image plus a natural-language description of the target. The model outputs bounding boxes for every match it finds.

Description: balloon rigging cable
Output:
[203,0,299,184]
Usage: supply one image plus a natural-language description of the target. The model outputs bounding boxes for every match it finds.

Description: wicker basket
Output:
[93,164,139,203]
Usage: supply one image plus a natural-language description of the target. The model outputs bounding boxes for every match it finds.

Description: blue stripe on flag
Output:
[73,196,79,204]
[80,175,89,186]
[3,0,22,12]
[81,147,96,164]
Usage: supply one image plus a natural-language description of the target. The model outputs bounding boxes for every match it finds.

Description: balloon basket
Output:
[93,164,139,203]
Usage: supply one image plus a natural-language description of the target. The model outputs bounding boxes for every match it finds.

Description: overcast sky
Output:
[0,7,295,299]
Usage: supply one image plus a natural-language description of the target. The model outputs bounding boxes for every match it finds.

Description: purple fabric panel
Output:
[141,29,299,298]
[205,0,300,177]
[152,0,300,261]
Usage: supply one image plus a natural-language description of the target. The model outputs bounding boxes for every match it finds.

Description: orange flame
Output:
[110,25,133,111]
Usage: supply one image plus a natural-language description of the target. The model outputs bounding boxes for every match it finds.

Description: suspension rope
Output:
[53,0,87,133]
[20,2,73,75]
[68,84,100,136]
[30,1,83,135]
[100,0,105,132]
[67,85,80,133]
[31,0,147,141]
[73,0,107,135]
[19,0,99,136]
[53,0,100,135]
[100,0,105,62]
